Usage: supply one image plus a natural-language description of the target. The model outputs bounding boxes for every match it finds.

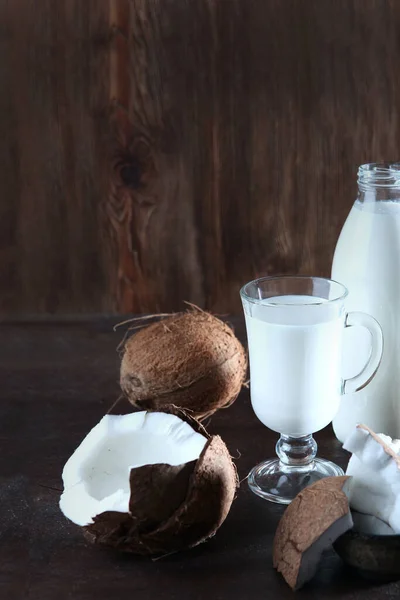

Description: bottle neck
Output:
[357,163,400,204]
[358,187,400,204]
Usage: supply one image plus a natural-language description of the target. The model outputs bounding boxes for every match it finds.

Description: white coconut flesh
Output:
[60,412,207,527]
[344,424,400,533]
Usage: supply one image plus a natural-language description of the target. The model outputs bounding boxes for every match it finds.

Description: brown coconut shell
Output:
[273,476,353,590]
[120,310,247,420]
[128,461,197,530]
[84,434,238,555]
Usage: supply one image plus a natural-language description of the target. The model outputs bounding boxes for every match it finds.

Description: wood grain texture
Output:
[1,0,112,313]
[1,0,400,314]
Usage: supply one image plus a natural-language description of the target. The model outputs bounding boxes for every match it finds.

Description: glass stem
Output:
[276,434,317,470]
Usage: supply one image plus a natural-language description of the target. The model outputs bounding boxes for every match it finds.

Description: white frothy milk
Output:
[245,295,345,436]
[332,200,400,441]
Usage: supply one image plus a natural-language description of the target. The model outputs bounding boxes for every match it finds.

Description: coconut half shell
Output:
[84,435,237,555]
[120,310,247,420]
[273,476,353,590]
[60,410,238,556]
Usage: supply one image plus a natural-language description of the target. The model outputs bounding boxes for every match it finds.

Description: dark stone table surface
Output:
[1,316,399,599]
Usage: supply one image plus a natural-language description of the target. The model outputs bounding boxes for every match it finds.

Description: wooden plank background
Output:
[1,0,400,315]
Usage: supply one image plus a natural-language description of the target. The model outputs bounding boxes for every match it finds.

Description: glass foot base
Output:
[248,457,344,504]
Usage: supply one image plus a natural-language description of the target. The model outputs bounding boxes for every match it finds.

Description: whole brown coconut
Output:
[120,310,247,420]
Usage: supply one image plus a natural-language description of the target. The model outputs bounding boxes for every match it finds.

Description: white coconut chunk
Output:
[344,424,400,533]
[60,412,207,527]
[351,511,395,535]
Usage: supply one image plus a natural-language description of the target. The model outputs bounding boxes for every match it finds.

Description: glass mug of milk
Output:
[240,276,383,504]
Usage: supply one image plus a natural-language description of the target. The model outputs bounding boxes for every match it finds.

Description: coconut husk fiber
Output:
[120,310,247,420]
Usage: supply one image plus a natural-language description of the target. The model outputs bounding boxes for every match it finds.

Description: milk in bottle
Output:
[332,163,400,442]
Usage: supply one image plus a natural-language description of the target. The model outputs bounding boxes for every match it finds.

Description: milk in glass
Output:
[246,295,344,436]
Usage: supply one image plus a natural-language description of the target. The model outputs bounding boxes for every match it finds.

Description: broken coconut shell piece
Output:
[60,411,238,555]
[273,476,353,590]
[120,310,247,420]
[333,513,400,582]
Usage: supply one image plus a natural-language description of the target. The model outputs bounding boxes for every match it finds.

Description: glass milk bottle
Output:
[332,163,400,442]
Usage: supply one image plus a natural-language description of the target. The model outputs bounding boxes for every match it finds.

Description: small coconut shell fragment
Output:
[84,435,238,555]
[120,311,247,420]
[334,515,400,581]
[273,476,353,590]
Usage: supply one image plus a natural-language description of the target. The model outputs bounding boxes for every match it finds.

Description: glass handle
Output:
[343,311,384,394]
